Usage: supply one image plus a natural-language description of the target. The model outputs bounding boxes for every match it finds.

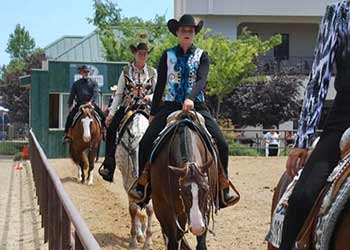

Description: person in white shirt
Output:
[264,125,280,157]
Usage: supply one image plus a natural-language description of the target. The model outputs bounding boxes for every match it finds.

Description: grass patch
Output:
[0,141,26,155]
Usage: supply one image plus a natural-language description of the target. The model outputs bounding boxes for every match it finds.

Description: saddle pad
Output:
[265,170,302,248]
[314,155,350,250]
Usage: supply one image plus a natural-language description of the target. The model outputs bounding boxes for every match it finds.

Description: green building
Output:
[20,31,126,158]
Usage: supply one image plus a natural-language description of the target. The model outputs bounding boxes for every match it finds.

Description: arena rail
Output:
[29,129,101,250]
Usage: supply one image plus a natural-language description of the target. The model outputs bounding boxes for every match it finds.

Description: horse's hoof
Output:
[137,234,145,243]
[129,240,138,250]
[88,181,93,185]
[142,241,153,250]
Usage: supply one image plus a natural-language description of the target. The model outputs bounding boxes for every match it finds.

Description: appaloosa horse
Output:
[69,103,101,185]
[116,100,154,249]
[268,132,350,250]
[151,112,218,250]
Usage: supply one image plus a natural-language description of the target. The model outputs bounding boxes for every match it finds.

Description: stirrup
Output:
[220,181,240,207]
[128,182,149,203]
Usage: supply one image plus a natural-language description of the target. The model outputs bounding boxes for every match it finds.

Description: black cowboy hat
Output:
[78,65,89,72]
[130,42,153,54]
[167,14,203,36]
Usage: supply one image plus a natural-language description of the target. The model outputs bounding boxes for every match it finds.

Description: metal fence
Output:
[256,56,313,75]
[223,129,321,156]
[29,130,101,250]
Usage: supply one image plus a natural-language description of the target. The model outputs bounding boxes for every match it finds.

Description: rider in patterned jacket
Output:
[279,2,350,249]
[128,14,238,206]
[99,43,157,182]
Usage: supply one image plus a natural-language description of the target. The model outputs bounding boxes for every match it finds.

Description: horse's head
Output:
[80,103,94,143]
[168,160,212,236]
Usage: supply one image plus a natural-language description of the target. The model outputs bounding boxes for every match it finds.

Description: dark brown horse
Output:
[69,103,102,185]
[151,112,218,250]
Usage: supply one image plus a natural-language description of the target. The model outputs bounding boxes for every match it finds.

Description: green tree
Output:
[197,29,282,117]
[1,46,44,124]
[6,24,35,60]
[88,0,170,62]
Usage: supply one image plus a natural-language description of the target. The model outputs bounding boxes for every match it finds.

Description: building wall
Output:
[238,22,319,58]
[175,0,339,17]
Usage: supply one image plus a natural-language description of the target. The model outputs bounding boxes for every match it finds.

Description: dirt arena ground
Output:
[49,156,287,250]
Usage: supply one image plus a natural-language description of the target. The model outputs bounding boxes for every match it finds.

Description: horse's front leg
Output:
[87,146,96,185]
[129,202,140,250]
[196,230,207,250]
[78,159,84,183]
[142,202,154,250]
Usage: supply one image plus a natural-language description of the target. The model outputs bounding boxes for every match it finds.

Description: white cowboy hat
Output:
[110,85,118,91]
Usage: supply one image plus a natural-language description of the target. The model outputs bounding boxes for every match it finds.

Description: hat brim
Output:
[78,67,89,72]
[130,45,153,54]
[167,19,203,36]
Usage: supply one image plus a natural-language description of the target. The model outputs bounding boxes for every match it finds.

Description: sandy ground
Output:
[0,159,47,250]
[49,156,287,250]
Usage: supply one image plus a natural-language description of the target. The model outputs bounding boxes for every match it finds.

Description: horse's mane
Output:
[178,124,193,163]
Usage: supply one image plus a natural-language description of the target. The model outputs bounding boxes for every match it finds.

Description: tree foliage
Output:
[1,23,44,125]
[6,24,35,60]
[220,74,302,128]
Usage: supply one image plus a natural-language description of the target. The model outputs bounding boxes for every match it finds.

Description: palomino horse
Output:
[69,103,101,185]
[115,81,154,250]
[151,112,218,250]
[268,133,350,250]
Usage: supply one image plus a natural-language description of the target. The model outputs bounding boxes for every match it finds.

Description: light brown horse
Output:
[151,113,218,250]
[69,103,102,185]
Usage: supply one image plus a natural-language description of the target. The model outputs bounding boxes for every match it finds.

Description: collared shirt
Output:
[68,78,99,106]
[295,1,350,148]
[150,44,209,116]
[109,63,157,116]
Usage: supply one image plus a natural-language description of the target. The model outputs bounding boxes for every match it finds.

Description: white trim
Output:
[59,94,63,129]
[48,128,64,131]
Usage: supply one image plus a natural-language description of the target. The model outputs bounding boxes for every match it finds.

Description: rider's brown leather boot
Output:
[128,163,151,201]
[219,171,240,207]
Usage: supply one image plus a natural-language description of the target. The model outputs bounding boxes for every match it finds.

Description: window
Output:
[274,33,289,60]
[49,94,60,128]
[49,93,71,129]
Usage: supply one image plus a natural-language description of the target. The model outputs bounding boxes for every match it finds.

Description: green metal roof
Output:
[45,36,84,59]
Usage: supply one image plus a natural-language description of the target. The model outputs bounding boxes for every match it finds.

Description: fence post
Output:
[61,208,72,250]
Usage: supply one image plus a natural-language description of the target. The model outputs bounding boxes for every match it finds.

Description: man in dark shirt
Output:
[129,14,238,206]
[63,65,105,143]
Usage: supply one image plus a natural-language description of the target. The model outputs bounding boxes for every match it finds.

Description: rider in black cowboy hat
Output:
[98,42,157,182]
[63,65,106,143]
[129,14,238,206]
